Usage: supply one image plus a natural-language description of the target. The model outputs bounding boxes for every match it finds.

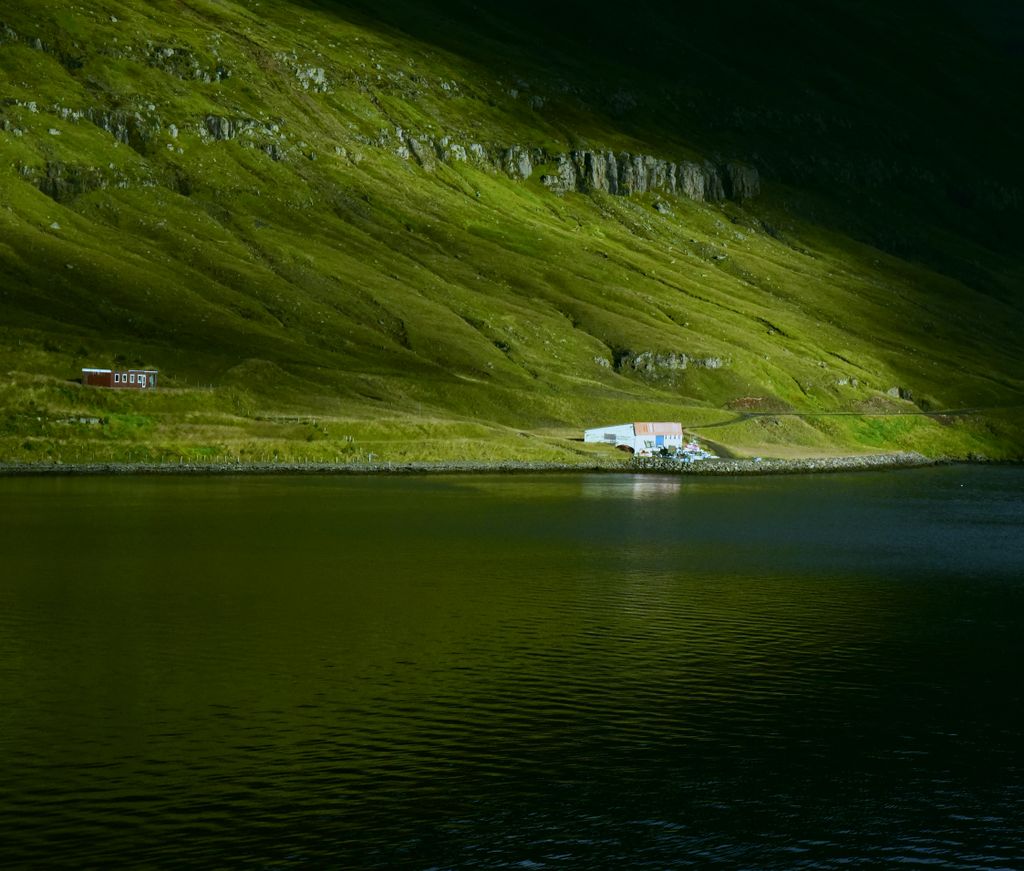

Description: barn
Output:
[584,421,684,456]
[82,368,159,390]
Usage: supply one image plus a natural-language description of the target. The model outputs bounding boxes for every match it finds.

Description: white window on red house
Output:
[114,373,120,383]
[130,374,135,384]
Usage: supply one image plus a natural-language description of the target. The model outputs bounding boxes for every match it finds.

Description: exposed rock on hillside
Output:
[10,84,758,206]
[701,162,726,201]
[2,15,760,210]
[204,115,248,141]
[1,21,232,82]
[616,350,729,380]
[378,124,754,203]
[676,162,704,200]
[34,161,131,201]
[87,109,161,151]
[407,136,436,169]
[536,148,747,202]
[540,154,578,192]
[145,43,231,83]
[435,136,468,162]
[726,162,760,200]
[503,145,534,179]
[294,65,329,93]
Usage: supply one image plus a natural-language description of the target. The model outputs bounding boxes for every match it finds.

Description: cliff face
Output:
[3,9,763,208]
[539,151,747,203]
[399,134,748,204]
[9,106,759,208]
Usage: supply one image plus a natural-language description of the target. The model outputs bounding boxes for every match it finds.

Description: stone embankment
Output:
[1,453,939,477]
[0,460,622,477]
[632,452,936,475]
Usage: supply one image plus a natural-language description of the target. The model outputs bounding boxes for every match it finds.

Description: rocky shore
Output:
[633,452,936,474]
[0,459,621,477]
[0,452,940,477]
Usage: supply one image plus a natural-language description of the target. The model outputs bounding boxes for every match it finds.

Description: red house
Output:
[82,368,159,390]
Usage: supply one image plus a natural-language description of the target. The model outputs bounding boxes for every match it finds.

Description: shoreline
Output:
[631,452,940,475]
[0,452,949,478]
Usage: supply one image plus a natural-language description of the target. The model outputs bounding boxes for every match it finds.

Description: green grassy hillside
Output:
[1,0,1021,464]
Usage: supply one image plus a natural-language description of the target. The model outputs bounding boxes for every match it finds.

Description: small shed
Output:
[584,421,684,456]
[82,368,158,390]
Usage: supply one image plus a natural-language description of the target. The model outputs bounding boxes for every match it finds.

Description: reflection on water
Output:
[580,474,683,500]
[0,466,1022,869]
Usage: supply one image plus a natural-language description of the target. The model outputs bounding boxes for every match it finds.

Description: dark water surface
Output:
[1,466,1022,869]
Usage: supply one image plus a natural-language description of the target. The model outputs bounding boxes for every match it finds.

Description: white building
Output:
[584,422,684,456]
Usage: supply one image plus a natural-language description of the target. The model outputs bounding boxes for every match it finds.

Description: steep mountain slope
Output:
[0,0,1021,464]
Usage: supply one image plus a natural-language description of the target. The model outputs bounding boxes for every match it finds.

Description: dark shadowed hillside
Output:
[339,0,1024,268]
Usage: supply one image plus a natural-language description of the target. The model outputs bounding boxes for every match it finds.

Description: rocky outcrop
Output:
[407,136,435,169]
[32,161,133,202]
[272,50,330,93]
[725,162,760,200]
[619,351,689,376]
[616,154,643,195]
[503,145,534,180]
[349,122,756,204]
[540,154,577,192]
[145,43,230,83]
[536,148,739,203]
[2,17,764,213]
[201,115,288,159]
[2,21,231,82]
[435,136,468,163]
[16,87,755,204]
[295,66,329,93]
[86,108,167,153]
[584,151,615,193]
[204,115,254,141]
[616,351,729,379]
[702,162,726,201]
[675,162,705,200]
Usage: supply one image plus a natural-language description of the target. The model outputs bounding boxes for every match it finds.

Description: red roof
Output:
[633,422,683,436]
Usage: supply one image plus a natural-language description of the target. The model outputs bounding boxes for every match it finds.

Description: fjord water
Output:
[1,466,1022,869]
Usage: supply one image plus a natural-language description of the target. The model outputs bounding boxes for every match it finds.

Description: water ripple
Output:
[1,466,1022,868]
